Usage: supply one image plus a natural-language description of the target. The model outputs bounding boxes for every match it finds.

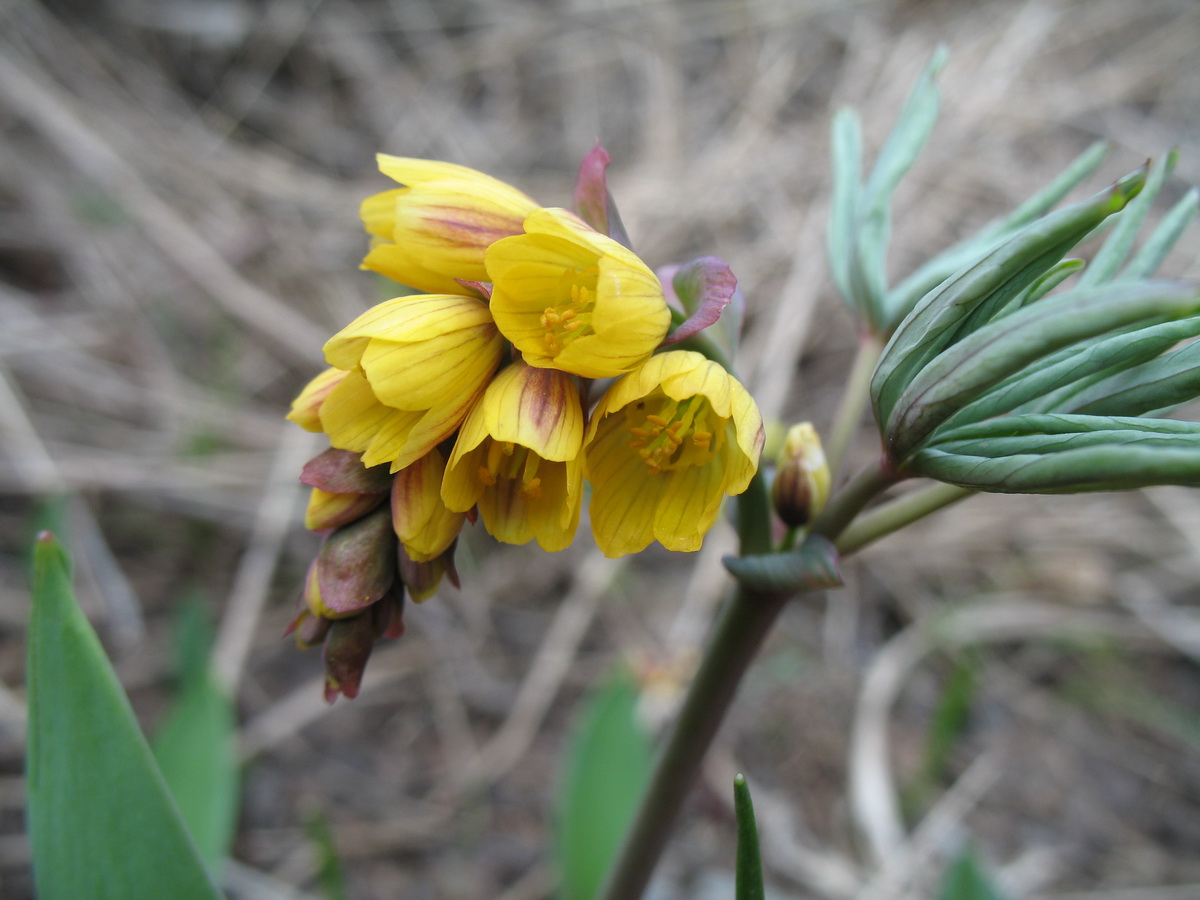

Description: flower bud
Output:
[305,488,387,532]
[322,611,377,702]
[398,540,458,602]
[315,506,396,616]
[771,423,831,528]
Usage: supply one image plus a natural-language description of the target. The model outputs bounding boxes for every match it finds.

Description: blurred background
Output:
[2,0,1200,897]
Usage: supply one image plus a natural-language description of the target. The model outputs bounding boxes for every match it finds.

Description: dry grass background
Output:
[2,0,1200,898]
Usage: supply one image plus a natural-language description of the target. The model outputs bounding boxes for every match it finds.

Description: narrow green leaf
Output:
[944,313,1200,427]
[1065,337,1200,416]
[152,601,239,872]
[1121,186,1199,280]
[733,775,765,900]
[885,140,1109,329]
[871,167,1147,429]
[1078,151,1176,288]
[885,282,1200,457]
[940,846,1006,900]
[909,416,1200,492]
[828,107,864,308]
[555,668,653,900]
[853,47,947,322]
[724,534,843,594]
[26,533,224,900]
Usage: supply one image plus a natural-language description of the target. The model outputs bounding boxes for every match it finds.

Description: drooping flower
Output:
[390,447,465,563]
[486,207,671,379]
[316,293,505,472]
[584,350,765,557]
[361,155,539,294]
[442,360,585,551]
[287,367,349,432]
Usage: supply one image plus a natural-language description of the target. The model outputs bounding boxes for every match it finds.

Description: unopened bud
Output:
[771,423,831,528]
[288,608,332,649]
[398,540,457,602]
[322,612,376,702]
[301,448,393,495]
[315,506,396,616]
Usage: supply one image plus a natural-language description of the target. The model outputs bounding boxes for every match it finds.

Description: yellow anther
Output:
[629,426,650,438]
[477,466,497,486]
[520,477,543,500]
[646,414,670,428]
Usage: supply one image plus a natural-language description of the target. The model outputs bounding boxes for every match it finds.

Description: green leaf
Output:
[871,166,1147,429]
[733,775,765,900]
[852,47,947,324]
[724,534,843,594]
[26,533,224,900]
[828,107,864,309]
[885,140,1109,329]
[884,282,1200,457]
[1121,186,1199,280]
[555,668,653,900]
[944,313,1200,428]
[1078,151,1176,288]
[152,600,239,872]
[940,846,1006,900]
[1064,336,1200,417]
[909,415,1200,492]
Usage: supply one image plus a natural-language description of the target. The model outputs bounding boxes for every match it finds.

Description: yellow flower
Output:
[361,155,539,294]
[390,447,465,563]
[486,208,671,379]
[584,350,765,557]
[287,367,349,432]
[317,294,505,472]
[442,361,585,551]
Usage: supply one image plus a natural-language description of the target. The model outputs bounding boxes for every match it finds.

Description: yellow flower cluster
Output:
[292,154,764,566]
[286,154,765,698]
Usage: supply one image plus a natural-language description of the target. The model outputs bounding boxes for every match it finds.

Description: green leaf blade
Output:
[871,167,1147,430]
[734,775,765,900]
[885,282,1200,457]
[555,669,654,900]
[27,533,224,900]
[724,534,844,594]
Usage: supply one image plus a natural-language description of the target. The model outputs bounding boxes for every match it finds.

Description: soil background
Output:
[2,1,1200,898]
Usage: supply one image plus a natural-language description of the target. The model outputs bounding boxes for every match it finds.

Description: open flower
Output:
[486,207,671,378]
[584,350,765,557]
[361,155,539,294]
[442,361,585,551]
[316,294,505,472]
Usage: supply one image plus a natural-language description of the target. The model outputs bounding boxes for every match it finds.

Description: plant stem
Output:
[807,455,899,543]
[836,482,973,555]
[824,333,884,481]
[595,585,788,900]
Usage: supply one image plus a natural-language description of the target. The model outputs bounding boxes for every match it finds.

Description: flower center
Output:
[540,267,598,353]
[625,396,720,474]
[476,440,544,499]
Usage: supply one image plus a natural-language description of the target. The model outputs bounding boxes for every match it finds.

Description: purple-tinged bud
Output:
[771,423,831,528]
[398,540,456,602]
[301,448,394,495]
[322,612,376,702]
[290,609,332,650]
[315,506,396,616]
[372,584,407,640]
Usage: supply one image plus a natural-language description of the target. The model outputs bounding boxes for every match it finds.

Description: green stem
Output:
[824,333,884,481]
[835,481,973,555]
[595,585,788,900]
[808,456,900,543]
